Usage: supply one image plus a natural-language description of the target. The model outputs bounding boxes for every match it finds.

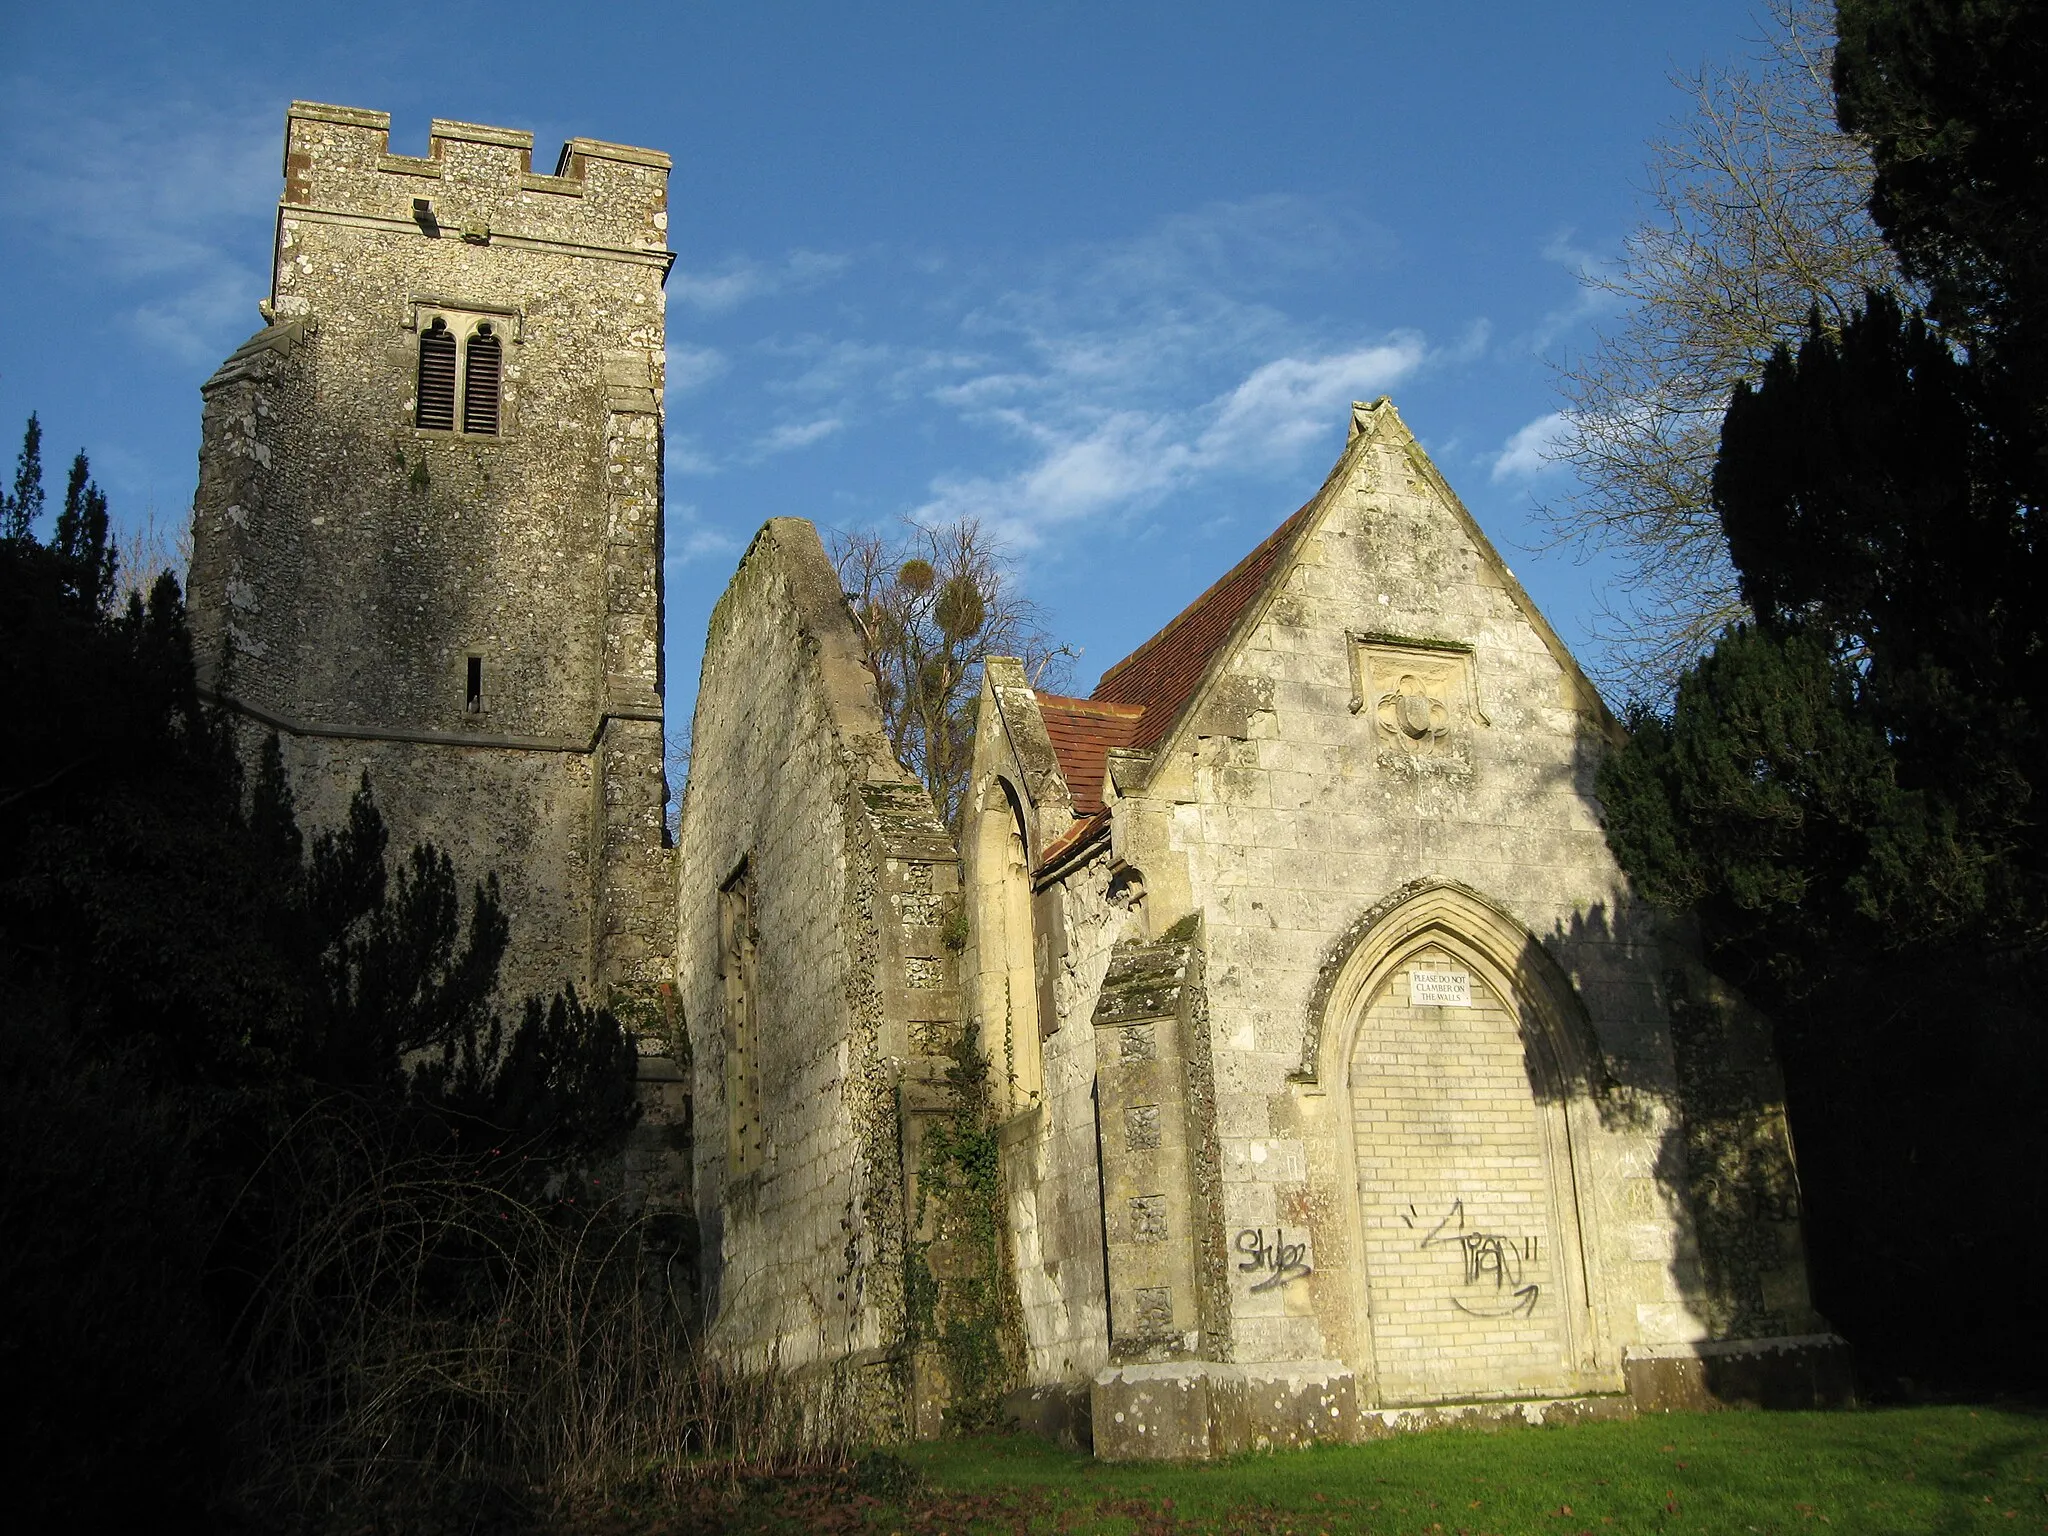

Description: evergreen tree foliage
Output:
[1597,1,2048,1387]
[2,412,44,539]
[0,440,642,1526]
[1836,0,2048,410]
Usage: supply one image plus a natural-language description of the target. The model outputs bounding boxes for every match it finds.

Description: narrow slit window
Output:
[416,318,458,431]
[465,655,483,714]
[462,324,502,436]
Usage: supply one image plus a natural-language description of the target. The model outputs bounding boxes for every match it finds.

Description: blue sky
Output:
[0,1,1765,717]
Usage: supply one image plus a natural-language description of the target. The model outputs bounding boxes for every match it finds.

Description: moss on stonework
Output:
[1093,939,1196,1025]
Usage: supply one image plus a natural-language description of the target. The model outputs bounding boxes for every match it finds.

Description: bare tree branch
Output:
[115,504,192,610]
[830,517,1071,830]
[1542,0,1907,698]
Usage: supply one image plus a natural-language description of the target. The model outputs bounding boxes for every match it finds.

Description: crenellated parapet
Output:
[277,102,670,285]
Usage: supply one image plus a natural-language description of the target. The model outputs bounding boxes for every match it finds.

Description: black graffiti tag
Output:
[1234,1227,1313,1293]
[1402,1199,1541,1317]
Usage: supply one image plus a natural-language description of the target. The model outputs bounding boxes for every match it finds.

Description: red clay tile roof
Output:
[1034,806,1111,876]
[1034,693,1146,817]
[1090,499,1315,750]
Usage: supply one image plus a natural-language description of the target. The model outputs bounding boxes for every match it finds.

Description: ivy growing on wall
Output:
[902,1026,1025,1430]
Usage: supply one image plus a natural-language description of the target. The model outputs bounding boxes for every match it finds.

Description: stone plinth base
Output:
[1357,1394,1635,1437]
[1624,1334,1855,1412]
[1092,1361,1356,1461]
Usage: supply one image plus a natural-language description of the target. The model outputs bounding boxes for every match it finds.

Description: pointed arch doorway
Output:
[1320,884,1605,1406]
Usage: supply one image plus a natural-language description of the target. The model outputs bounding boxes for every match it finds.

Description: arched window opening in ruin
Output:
[972,775,1043,1112]
[416,317,457,431]
[462,324,502,436]
[720,862,762,1180]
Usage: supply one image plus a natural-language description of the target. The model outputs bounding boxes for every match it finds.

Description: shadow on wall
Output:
[1549,900,1818,1345]
[1564,701,2048,1396]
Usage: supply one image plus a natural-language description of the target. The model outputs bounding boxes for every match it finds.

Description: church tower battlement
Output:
[186,103,675,1006]
[273,102,672,261]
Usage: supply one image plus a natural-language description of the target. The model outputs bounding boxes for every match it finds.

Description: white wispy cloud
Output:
[0,81,275,363]
[914,336,1426,545]
[665,343,729,392]
[666,503,740,565]
[1198,338,1426,465]
[879,198,1432,545]
[658,195,1482,554]
[1491,410,1573,482]
[1523,229,1621,354]
[668,249,850,313]
[666,435,720,475]
[754,416,845,455]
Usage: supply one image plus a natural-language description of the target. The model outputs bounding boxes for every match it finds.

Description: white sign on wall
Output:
[1409,969,1472,1007]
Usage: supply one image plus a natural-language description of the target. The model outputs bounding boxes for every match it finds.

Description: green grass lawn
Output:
[637,1405,2047,1535]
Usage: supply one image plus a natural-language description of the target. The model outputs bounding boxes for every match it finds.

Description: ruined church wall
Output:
[677,521,959,1388]
[963,671,1131,1393]
[1114,411,1725,1395]
[999,855,1129,1387]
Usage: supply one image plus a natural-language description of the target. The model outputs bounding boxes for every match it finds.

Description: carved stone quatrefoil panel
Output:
[1348,633,1487,756]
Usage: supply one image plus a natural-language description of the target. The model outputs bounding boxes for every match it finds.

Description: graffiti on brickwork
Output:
[1235,1227,1313,1292]
[1403,1199,1541,1317]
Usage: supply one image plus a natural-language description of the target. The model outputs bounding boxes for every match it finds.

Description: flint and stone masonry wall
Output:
[186,103,673,1007]
[676,520,967,1427]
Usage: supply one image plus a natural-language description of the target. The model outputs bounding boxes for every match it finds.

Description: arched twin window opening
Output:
[414,317,502,436]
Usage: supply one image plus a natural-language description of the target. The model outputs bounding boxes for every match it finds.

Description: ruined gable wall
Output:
[1110,405,1719,1397]
[677,520,959,1394]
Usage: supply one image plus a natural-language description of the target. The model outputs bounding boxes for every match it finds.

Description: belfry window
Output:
[416,318,458,431]
[413,311,508,436]
[462,325,502,436]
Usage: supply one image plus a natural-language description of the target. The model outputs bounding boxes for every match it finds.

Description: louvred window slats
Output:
[463,328,502,436]
[416,321,458,431]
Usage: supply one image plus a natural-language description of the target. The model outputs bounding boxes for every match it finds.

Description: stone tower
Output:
[186,103,675,1008]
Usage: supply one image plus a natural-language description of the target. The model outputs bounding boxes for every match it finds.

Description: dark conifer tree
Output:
[0,425,642,1525]
[1596,0,2048,1389]
[2,412,44,539]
